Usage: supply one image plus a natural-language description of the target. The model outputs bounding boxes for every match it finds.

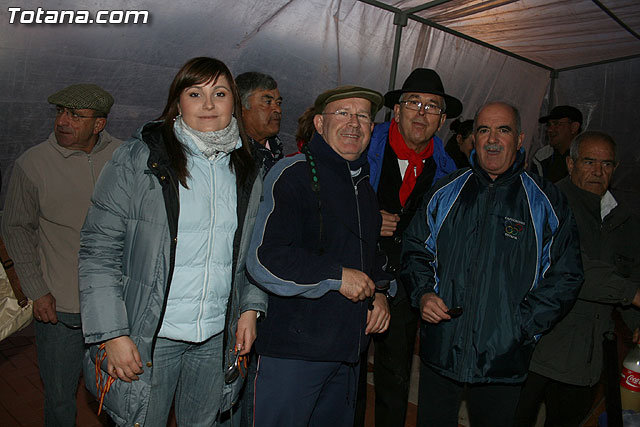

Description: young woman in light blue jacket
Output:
[79,57,266,426]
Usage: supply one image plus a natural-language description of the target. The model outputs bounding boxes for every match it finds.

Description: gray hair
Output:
[570,130,617,162]
[473,102,522,135]
[235,72,278,110]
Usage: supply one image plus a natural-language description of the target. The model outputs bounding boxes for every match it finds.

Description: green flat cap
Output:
[47,83,114,116]
[314,85,384,116]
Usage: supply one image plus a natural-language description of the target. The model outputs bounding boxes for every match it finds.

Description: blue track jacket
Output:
[401,149,584,384]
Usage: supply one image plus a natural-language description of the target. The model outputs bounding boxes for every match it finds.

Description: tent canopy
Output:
[363,0,640,71]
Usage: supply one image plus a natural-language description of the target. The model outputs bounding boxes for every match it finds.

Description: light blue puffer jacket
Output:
[79,121,267,426]
[158,130,238,342]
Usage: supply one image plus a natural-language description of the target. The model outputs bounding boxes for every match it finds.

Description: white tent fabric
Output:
[1,0,639,208]
[378,0,640,70]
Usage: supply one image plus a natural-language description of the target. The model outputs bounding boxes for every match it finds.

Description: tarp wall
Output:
[543,57,640,211]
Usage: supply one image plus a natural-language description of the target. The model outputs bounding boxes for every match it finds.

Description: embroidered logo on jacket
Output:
[504,216,525,240]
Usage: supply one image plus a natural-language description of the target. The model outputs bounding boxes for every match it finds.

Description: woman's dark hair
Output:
[157,57,253,187]
[295,106,317,151]
[445,118,474,168]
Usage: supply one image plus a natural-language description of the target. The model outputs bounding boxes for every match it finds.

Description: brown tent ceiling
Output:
[361,0,640,70]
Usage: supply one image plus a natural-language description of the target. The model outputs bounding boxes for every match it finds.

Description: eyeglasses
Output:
[55,106,101,121]
[322,110,373,124]
[400,100,443,115]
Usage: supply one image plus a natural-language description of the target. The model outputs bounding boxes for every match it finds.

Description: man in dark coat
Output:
[516,131,640,426]
[401,102,583,426]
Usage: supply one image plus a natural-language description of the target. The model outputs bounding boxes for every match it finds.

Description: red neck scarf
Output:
[388,120,434,207]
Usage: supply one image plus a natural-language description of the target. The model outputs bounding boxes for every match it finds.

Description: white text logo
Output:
[7,7,149,24]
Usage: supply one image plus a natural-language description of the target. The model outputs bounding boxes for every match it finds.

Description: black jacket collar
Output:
[470,148,526,185]
[308,132,370,174]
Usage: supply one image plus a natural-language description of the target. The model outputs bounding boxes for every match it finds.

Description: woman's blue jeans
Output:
[144,332,224,427]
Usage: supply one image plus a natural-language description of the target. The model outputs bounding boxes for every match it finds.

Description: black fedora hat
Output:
[384,68,463,118]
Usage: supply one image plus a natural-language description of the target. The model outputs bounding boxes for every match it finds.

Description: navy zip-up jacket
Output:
[247,134,388,363]
[401,149,583,383]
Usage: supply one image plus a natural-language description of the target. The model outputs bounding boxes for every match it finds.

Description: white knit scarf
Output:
[174,115,239,159]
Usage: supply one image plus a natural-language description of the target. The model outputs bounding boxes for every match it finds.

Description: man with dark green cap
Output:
[2,83,121,426]
[247,85,394,426]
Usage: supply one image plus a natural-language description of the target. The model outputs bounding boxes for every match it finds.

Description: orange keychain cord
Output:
[238,354,249,378]
[95,343,116,415]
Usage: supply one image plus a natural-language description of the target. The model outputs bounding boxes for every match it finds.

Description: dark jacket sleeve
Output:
[237,174,269,315]
[576,254,639,305]
[517,191,584,341]
[400,188,438,309]
[246,160,343,298]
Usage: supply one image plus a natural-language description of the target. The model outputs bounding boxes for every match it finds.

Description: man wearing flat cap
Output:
[2,83,121,425]
[354,68,461,427]
[531,105,583,182]
[247,85,393,426]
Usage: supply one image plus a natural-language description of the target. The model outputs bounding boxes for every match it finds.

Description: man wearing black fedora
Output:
[354,68,462,427]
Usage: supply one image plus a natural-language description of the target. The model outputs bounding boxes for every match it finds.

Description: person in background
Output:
[531,105,582,182]
[445,118,474,168]
[236,72,283,172]
[78,57,266,426]
[2,83,121,426]
[295,105,317,152]
[516,131,640,426]
[225,71,284,427]
[402,101,583,426]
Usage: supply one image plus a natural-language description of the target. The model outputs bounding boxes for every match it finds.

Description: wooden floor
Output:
[0,323,417,427]
[0,322,613,426]
[0,323,106,426]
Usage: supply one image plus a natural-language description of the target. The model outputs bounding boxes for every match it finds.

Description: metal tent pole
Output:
[385,12,408,121]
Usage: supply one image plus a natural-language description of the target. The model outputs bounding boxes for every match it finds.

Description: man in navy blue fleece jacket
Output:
[247,85,393,427]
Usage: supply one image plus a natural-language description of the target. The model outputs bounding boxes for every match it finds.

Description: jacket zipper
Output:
[88,155,96,184]
[196,162,217,341]
[350,165,367,358]
[460,181,495,380]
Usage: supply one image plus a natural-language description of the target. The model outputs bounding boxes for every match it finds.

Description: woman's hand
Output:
[104,336,143,382]
[235,310,258,356]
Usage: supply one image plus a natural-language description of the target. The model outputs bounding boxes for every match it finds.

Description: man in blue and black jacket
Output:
[247,85,393,427]
[401,101,584,426]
